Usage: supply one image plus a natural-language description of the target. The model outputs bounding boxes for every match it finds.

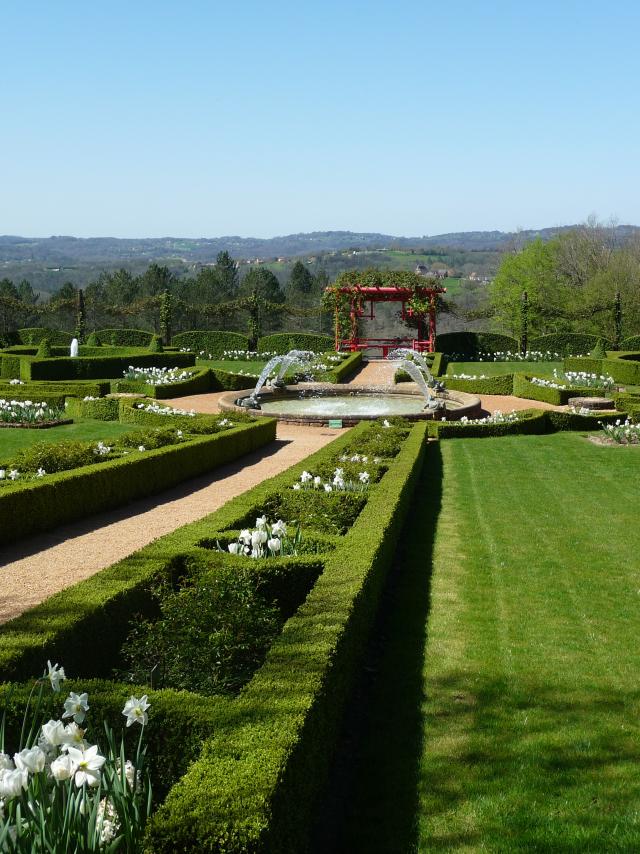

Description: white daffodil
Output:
[267,537,281,553]
[324,484,333,493]
[47,660,66,692]
[63,692,89,725]
[67,745,106,788]
[228,543,240,555]
[359,471,370,484]
[239,529,252,544]
[251,529,267,548]
[50,752,76,781]
[0,768,28,799]
[14,746,46,774]
[0,755,14,772]
[137,445,146,452]
[300,471,312,484]
[272,519,287,537]
[292,483,301,490]
[122,695,150,728]
[41,719,66,747]
[61,722,88,750]
[255,515,267,529]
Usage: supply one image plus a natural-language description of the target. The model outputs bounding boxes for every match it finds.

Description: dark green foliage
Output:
[259,489,367,535]
[589,338,606,358]
[257,332,334,354]
[430,352,447,376]
[36,337,52,358]
[427,409,548,438]
[340,421,410,458]
[435,331,518,357]
[119,566,280,695]
[18,328,73,346]
[64,396,120,420]
[528,332,611,356]
[321,350,362,383]
[86,331,102,346]
[148,334,164,353]
[12,439,96,473]
[117,427,183,451]
[620,335,640,350]
[98,328,154,347]
[171,330,249,357]
[0,418,276,546]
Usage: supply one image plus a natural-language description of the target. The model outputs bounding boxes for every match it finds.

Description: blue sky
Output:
[2,1,639,238]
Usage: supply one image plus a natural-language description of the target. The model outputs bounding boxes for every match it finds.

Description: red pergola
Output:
[329,283,446,356]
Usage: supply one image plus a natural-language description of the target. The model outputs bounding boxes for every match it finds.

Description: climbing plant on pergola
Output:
[323,269,447,355]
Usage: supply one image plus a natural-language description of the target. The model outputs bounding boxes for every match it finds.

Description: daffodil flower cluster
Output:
[134,402,197,416]
[8,379,24,385]
[556,369,614,390]
[0,399,65,425]
[220,350,279,361]
[450,373,488,380]
[122,366,195,386]
[219,516,300,558]
[292,467,370,493]
[599,418,640,444]
[448,410,520,426]
[0,662,151,850]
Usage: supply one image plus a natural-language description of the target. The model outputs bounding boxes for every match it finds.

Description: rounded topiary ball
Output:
[36,338,52,358]
[149,335,164,353]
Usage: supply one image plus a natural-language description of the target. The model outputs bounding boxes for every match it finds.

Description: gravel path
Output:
[0,407,345,624]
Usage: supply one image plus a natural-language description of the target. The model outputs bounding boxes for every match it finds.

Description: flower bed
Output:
[513,373,606,406]
[0,413,275,546]
[0,398,67,428]
[0,419,425,850]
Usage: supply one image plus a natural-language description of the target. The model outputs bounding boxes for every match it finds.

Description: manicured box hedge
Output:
[564,353,640,386]
[0,416,276,547]
[513,373,602,405]
[434,331,518,357]
[620,335,640,350]
[18,327,73,346]
[430,352,447,376]
[20,352,196,381]
[426,408,622,439]
[64,396,121,420]
[115,367,212,399]
[257,332,334,354]
[98,328,154,347]
[444,373,514,395]
[171,330,250,357]
[529,332,611,356]
[323,350,362,383]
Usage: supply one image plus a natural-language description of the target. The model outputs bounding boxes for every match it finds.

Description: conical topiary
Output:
[148,335,164,353]
[36,338,52,358]
[590,339,606,359]
[86,331,102,347]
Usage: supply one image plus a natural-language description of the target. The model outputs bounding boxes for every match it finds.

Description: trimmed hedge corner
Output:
[444,373,514,395]
[18,327,73,346]
[434,332,518,358]
[513,373,603,406]
[98,328,154,347]
[564,352,640,386]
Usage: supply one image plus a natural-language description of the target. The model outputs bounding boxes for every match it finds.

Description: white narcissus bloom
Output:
[271,520,287,537]
[67,745,106,787]
[8,470,19,480]
[122,695,150,727]
[50,752,76,781]
[300,471,312,483]
[239,529,252,544]
[251,530,267,547]
[61,722,88,750]
[255,515,267,529]
[0,768,28,799]
[0,754,14,772]
[36,467,46,477]
[324,484,333,493]
[41,719,66,746]
[359,472,370,484]
[267,537,281,553]
[313,476,322,488]
[14,746,46,774]
[137,445,146,452]
[292,483,301,490]
[63,692,89,725]
[0,470,5,479]
[47,660,66,692]
[228,543,240,555]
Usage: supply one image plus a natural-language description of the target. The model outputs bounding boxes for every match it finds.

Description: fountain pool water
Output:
[259,392,467,418]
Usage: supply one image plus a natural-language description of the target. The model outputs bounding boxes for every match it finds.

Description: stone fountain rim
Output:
[218,382,482,425]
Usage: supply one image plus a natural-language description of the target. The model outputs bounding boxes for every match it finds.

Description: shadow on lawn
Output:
[310,441,443,854]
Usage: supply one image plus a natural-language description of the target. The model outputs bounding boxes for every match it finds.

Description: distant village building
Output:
[415,264,448,279]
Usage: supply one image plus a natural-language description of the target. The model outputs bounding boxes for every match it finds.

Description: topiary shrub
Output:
[171,331,249,358]
[36,338,52,358]
[86,331,102,346]
[149,335,164,353]
[589,339,606,358]
[434,331,518,358]
[528,333,611,356]
[18,328,73,346]
[258,332,334,354]
[12,440,97,474]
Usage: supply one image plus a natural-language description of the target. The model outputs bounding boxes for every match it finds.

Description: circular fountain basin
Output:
[219,383,481,425]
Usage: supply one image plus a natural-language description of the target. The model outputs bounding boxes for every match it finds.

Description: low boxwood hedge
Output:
[430,352,447,376]
[115,367,212,399]
[257,332,334,354]
[434,331,518,357]
[426,408,622,439]
[444,373,514,395]
[322,350,362,383]
[171,331,250,357]
[97,328,154,347]
[65,396,121,420]
[528,332,612,356]
[20,352,196,381]
[0,417,276,547]
[620,335,640,350]
[513,372,603,405]
[564,352,640,386]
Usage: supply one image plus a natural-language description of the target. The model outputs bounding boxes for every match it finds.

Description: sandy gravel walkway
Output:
[0,411,345,624]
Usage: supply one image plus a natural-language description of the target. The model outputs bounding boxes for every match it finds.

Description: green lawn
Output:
[327,433,640,851]
[196,359,264,375]
[447,360,563,378]
[0,418,133,463]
